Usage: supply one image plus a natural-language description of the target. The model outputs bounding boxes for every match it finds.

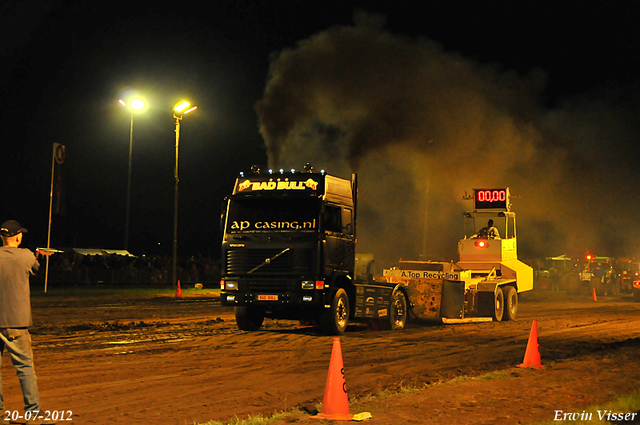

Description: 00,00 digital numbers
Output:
[476,190,506,203]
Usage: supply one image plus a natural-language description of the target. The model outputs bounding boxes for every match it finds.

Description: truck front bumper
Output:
[221,290,326,308]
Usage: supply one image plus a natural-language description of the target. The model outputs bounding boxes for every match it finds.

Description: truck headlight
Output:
[225,281,239,290]
[301,281,315,290]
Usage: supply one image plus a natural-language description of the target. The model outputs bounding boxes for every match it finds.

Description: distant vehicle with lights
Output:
[581,254,616,295]
[220,168,533,334]
[613,257,640,296]
[615,258,640,301]
[535,255,581,291]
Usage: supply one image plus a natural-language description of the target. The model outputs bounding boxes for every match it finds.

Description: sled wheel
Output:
[502,285,518,321]
[493,286,504,322]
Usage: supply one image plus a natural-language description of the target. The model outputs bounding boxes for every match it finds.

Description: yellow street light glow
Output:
[183,106,197,115]
[131,99,145,111]
[174,101,191,112]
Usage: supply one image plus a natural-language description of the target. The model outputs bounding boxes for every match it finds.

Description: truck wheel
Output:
[493,287,504,322]
[502,286,518,321]
[320,288,349,335]
[235,306,265,331]
[388,287,408,330]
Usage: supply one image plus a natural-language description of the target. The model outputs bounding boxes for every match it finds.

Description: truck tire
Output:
[387,287,408,330]
[235,306,265,331]
[502,285,518,321]
[493,286,504,322]
[320,288,349,335]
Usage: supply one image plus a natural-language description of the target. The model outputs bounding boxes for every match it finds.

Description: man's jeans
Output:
[0,328,41,412]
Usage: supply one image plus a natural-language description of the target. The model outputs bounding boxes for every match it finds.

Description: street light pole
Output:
[172,114,181,287]
[171,101,197,288]
[125,111,134,250]
[119,97,145,251]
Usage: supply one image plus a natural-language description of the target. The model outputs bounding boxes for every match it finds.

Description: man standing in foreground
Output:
[0,220,52,424]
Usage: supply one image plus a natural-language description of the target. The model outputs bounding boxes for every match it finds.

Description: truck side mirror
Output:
[341,208,353,235]
[343,222,352,235]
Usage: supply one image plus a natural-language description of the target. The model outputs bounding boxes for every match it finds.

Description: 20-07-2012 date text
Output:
[3,410,73,422]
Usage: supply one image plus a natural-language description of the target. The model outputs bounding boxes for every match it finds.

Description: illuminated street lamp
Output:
[119,97,146,250]
[172,101,198,287]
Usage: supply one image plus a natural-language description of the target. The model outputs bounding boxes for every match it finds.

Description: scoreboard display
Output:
[474,188,510,211]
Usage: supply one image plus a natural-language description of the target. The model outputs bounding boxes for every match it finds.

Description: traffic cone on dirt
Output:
[312,338,353,421]
[592,287,598,301]
[175,280,182,298]
[517,319,543,369]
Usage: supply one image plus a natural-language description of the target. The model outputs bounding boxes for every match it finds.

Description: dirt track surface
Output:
[1,290,640,424]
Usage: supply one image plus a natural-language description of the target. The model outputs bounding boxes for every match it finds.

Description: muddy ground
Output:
[1,290,639,425]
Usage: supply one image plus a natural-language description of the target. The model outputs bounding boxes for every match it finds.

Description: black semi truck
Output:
[219,165,369,334]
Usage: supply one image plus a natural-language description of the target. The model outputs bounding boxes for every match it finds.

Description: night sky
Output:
[2,1,640,263]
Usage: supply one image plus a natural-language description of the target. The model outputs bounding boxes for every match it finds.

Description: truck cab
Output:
[220,165,357,334]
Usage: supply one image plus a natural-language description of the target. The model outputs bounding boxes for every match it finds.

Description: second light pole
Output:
[172,101,198,287]
[119,97,146,250]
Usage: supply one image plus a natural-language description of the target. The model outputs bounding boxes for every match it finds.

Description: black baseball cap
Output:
[0,220,28,237]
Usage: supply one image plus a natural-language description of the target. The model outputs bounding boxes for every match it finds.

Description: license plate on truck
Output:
[257,294,278,301]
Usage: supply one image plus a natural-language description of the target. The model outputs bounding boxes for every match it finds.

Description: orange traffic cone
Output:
[517,319,543,369]
[175,280,182,298]
[312,338,353,421]
[592,287,597,301]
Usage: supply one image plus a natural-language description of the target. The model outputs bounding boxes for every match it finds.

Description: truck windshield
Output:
[226,198,319,233]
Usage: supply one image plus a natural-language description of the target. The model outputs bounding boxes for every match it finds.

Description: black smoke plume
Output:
[256,11,640,266]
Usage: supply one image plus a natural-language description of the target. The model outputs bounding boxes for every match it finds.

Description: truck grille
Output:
[226,248,313,275]
[247,280,295,293]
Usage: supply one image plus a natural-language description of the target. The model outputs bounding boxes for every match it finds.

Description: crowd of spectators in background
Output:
[35,251,221,287]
